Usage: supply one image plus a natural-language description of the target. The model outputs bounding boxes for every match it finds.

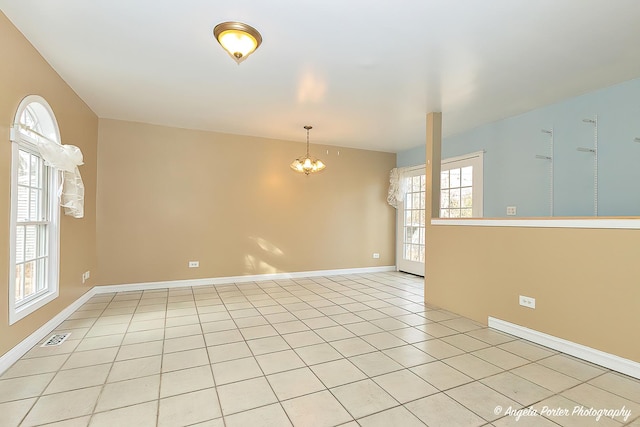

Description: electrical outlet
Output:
[82,271,90,284]
[372,253,380,259]
[506,206,517,216]
[188,261,199,268]
[519,295,536,309]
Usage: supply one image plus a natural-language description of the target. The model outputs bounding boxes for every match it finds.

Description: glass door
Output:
[396,168,426,276]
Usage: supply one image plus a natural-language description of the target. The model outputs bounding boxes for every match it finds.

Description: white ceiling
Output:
[2,0,640,152]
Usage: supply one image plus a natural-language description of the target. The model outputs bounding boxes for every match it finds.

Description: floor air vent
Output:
[41,333,71,347]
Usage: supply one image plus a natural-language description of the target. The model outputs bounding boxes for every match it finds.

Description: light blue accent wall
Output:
[397,77,640,217]
[397,145,426,168]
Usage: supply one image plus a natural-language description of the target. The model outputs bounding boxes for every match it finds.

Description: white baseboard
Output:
[0,266,395,374]
[488,317,640,380]
[94,265,396,294]
[0,288,96,375]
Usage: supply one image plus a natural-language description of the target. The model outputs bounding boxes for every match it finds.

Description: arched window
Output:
[9,95,61,324]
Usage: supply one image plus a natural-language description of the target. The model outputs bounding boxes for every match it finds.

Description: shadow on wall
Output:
[244,236,285,274]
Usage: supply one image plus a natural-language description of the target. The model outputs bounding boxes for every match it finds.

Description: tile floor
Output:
[1,271,639,426]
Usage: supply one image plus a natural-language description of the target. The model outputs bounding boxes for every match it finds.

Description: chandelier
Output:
[290,126,326,175]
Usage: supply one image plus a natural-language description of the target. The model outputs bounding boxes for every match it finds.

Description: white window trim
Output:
[440,151,484,218]
[9,95,61,325]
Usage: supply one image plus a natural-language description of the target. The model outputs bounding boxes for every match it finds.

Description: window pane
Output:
[461,166,473,187]
[461,208,473,218]
[17,186,29,221]
[440,189,450,208]
[461,187,473,208]
[450,168,461,188]
[450,188,461,208]
[412,176,421,192]
[30,153,41,187]
[441,171,449,189]
[18,151,30,185]
[420,175,426,191]
[419,227,425,245]
[405,193,412,209]
[450,209,461,218]
[23,260,37,299]
[16,226,25,263]
[30,188,41,220]
[411,211,420,226]
[404,244,411,260]
[412,193,420,210]
[25,225,37,260]
[440,209,450,218]
[15,263,24,301]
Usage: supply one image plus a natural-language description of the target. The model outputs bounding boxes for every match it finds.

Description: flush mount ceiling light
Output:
[291,126,326,175]
[213,21,262,64]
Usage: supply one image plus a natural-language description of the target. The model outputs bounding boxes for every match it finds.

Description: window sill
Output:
[430,217,640,229]
[10,290,59,325]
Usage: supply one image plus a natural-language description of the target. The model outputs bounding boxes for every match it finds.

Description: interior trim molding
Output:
[488,317,640,380]
[0,288,96,375]
[432,218,640,229]
[0,265,394,374]
[94,266,396,294]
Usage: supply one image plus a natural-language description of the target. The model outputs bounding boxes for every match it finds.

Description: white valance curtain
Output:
[386,167,409,208]
[37,141,85,219]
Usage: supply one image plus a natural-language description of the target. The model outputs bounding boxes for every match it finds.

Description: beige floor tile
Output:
[247,336,291,355]
[217,377,277,415]
[492,413,559,427]
[74,334,123,352]
[256,349,306,375]
[267,367,326,400]
[85,324,129,337]
[164,323,202,339]
[361,331,406,350]
[406,392,485,427]
[357,405,424,427]
[200,319,237,333]
[0,398,36,427]
[588,372,640,404]
[447,381,520,421]
[394,313,431,327]
[560,383,640,423]
[234,316,270,328]
[498,340,556,361]
[370,317,409,331]
[411,360,473,391]
[122,328,164,345]
[422,310,459,322]
[535,394,622,427]
[538,354,606,381]
[161,347,209,372]
[163,334,205,353]
[23,339,80,359]
[0,372,54,403]
[472,346,530,369]
[332,379,397,418]
[481,372,554,406]
[207,341,252,363]
[93,314,132,326]
[310,359,366,388]
[330,337,377,357]
[281,390,353,427]
[415,322,458,338]
[443,353,504,380]
[442,334,491,352]
[224,403,292,427]
[411,338,465,359]
[383,344,435,367]
[211,357,263,385]
[302,316,338,328]
[343,321,384,336]
[511,363,582,392]
[62,348,118,370]
[160,365,215,397]
[44,364,110,394]
[294,342,344,365]
[282,330,324,348]
[389,327,432,344]
[315,326,356,342]
[95,375,160,412]
[1,354,69,379]
[116,340,163,361]
[239,324,278,340]
[165,314,200,327]
[108,355,162,382]
[373,369,438,403]
[22,387,101,426]
[89,401,157,427]
[158,388,221,427]
[466,328,516,346]
[272,320,310,334]
[349,351,403,377]
[204,329,244,347]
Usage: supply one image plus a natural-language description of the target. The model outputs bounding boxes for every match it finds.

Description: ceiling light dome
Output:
[213,21,262,64]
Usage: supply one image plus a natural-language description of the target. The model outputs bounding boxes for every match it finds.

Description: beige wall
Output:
[0,13,98,357]
[425,115,640,364]
[96,119,396,285]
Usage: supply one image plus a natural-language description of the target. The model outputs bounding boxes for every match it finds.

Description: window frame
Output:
[9,95,61,325]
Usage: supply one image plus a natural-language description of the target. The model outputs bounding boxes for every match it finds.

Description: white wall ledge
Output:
[431,218,640,229]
